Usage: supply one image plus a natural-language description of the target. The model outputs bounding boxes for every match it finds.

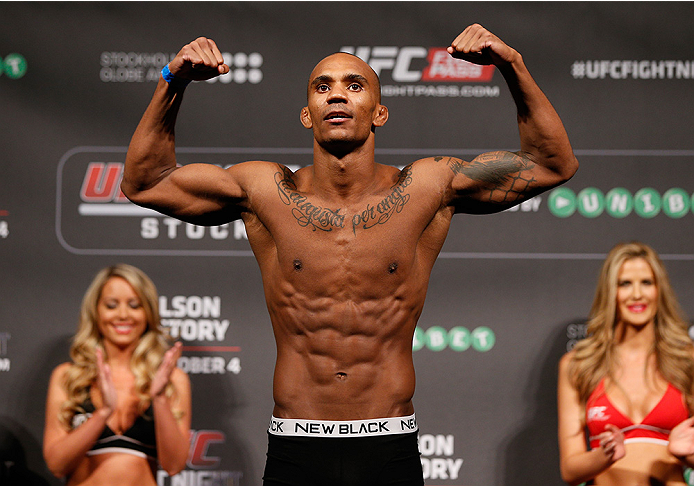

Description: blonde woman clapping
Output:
[43,264,191,486]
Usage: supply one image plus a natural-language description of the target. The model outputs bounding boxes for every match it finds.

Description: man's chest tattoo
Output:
[273,165,413,234]
[351,165,413,234]
[275,167,346,232]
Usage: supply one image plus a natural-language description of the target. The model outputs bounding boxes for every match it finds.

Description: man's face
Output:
[301,53,387,151]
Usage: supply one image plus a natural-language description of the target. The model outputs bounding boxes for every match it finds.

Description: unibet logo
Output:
[1,53,28,79]
[413,326,495,352]
[548,187,692,218]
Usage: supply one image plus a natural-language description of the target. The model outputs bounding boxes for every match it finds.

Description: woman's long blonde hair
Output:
[568,242,694,412]
[59,264,177,428]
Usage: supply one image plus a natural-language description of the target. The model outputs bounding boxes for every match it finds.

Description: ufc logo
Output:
[188,430,225,469]
[340,46,428,82]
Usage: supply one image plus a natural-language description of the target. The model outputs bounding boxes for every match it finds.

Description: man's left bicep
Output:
[446,151,551,212]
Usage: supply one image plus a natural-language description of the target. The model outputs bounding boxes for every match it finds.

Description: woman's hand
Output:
[598,424,625,462]
[95,348,117,414]
[668,416,694,459]
[150,342,183,397]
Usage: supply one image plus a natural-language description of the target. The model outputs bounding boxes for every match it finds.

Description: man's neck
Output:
[310,138,380,200]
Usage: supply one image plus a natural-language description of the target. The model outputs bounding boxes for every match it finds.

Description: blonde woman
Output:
[558,242,694,485]
[43,264,191,485]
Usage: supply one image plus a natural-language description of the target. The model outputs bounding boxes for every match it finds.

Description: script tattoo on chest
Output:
[275,166,346,231]
[435,153,536,203]
[351,165,413,234]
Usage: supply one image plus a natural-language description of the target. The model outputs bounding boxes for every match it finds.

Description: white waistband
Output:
[624,437,669,446]
[86,448,154,460]
[268,414,418,438]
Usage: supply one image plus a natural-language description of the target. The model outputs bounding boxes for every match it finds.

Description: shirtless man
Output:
[122,24,578,486]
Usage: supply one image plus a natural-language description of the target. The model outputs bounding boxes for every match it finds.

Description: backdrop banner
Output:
[1,2,693,485]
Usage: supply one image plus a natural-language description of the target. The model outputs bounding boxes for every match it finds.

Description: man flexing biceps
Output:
[123,24,578,485]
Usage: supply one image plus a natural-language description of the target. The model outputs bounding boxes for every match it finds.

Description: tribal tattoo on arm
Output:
[274,165,345,231]
[435,152,537,204]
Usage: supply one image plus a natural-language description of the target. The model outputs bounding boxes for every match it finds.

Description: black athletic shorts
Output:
[262,431,424,486]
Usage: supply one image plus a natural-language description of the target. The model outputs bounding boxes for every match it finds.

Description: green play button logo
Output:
[548,188,576,217]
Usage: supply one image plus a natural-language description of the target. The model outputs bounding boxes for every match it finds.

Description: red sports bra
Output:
[586,378,689,448]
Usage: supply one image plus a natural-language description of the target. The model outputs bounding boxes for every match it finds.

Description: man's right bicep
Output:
[128,163,249,224]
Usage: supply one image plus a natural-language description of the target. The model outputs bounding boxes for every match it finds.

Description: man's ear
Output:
[373,104,389,127]
[300,107,313,129]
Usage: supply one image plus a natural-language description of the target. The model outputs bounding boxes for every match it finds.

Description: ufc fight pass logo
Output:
[339,46,495,83]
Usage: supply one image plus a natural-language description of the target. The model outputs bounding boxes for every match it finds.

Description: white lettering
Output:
[638,192,657,213]
[392,47,427,82]
[214,320,230,340]
[210,224,229,239]
[164,218,182,238]
[676,60,692,79]
[519,196,542,212]
[233,220,247,240]
[420,458,464,480]
[101,51,173,68]
[159,296,222,319]
[140,218,243,240]
[651,60,666,78]
[180,320,197,340]
[177,356,226,374]
[474,329,491,348]
[158,469,243,486]
[431,458,447,479]
[580,192,601,212]
[186,224,205,239]
[366,46,398,76]
[197,320,214,341]
[161,319,230,341]
[4,57,23,75]
[99,67,145,82]
[609,193,630,213]
[226,357,241,374]
[419,434,454,456]
[588,406,609,422]
[666,193,686,213]
[141,217,159,238]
